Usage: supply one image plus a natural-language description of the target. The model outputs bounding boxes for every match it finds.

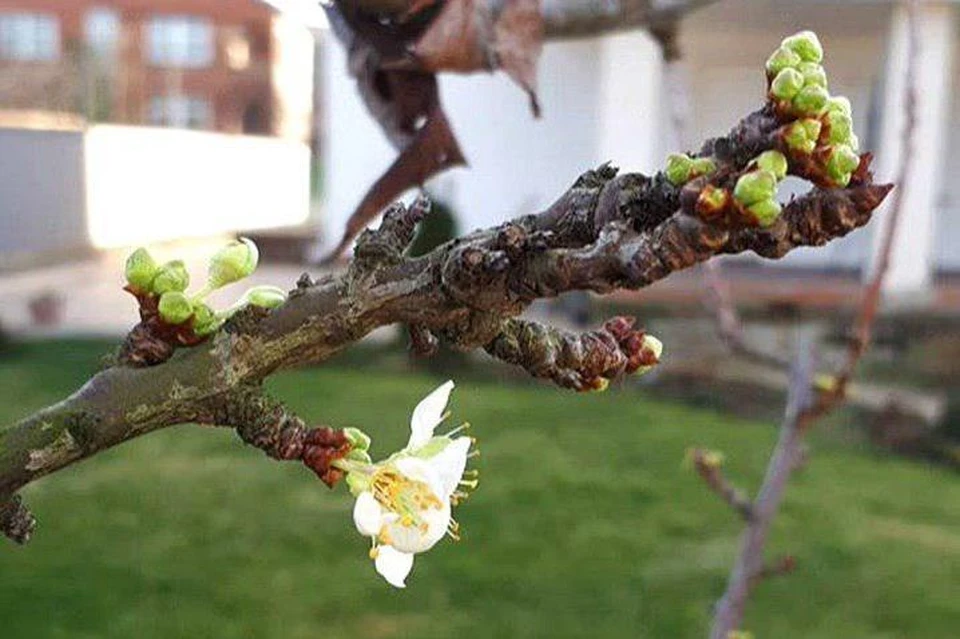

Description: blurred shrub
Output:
[408,198,457,257]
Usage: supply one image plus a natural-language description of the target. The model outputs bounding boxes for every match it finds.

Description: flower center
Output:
[370,467,443,529]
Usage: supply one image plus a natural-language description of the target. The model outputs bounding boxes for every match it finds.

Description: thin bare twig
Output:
[689,448,754,522]
[709,342,816,639]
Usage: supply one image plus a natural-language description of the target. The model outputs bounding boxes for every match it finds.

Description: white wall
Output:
[935,14,960,272]
[83,125,311,248]
[0,128,87,265]
[271,14,316,143]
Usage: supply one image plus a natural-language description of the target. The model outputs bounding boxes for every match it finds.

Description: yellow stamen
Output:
[445,422,471,437]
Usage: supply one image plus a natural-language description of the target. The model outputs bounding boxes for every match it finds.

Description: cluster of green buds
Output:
[664,153,717,186]
[124,238,287,336]
[731,150,789,227]
[768,31,862,186]
[766,31,828,116]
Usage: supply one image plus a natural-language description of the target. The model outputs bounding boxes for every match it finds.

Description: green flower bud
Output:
[800,118,823,142]
[797,61,827,89]
[792,84,828,115]
[665,153,694,186]
[825,95,852,116]
[782,30,823,63]
[696,185,730,218]
[634,335,663,376]
[346,449,373,464]
[755,150,788,180]
[207,237,259,290]
[824,111,853,145]
[151,260,190,295]
[733,170,778,207]
[747,199,783,228]
[771,68,804,100]
[765,46,801,76]
[848,133,860,151]
[690,156,717,178]
[158,291,193,324]
[124,247,158,291]
[241,285,287,309]
[784,122,812,153]
[192,302,221,336]
[343,427,372,452]
[826,144,861,183]
[590,377,610,393]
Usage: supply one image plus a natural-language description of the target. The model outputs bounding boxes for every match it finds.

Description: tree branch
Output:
[709,343,816,639]
[0,94,891,543]
[542,0,717,40]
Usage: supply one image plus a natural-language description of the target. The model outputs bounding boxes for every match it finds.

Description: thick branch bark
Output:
[542,0,717,40]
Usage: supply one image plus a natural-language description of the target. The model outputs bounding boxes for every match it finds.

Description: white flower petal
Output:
[408,380,454,449]
[375,545,415,588]
[382,500,451,554]
[353,491,384,537]
[428,437,472,501]
[420,500,452,548]
[394,457,445,502]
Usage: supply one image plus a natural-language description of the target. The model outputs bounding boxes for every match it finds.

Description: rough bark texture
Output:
[0,103,891,544]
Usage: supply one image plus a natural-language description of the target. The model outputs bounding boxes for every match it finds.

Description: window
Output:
[85,8,119,58]
[0,13,59,61]
[149,95,212,129]
[146,16,214,68]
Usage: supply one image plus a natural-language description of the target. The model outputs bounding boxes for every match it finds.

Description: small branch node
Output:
[1,494,37,545]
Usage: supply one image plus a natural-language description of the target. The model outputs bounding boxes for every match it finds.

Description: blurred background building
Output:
[0,0,314,138]
[0,0,316,273]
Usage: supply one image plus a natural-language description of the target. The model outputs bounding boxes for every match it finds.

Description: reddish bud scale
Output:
[119,286,208,367]
[695,185,732,221]
[257,419,352,488]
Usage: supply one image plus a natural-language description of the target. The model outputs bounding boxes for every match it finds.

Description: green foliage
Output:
[0,341,959,638]
[408,199,459,258]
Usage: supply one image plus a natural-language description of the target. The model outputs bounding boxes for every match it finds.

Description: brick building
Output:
[0,0,314,140]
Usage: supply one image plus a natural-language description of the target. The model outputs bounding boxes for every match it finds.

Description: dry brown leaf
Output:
[494,0,542,116]
[324,100,466,261]
[412,0,543,114]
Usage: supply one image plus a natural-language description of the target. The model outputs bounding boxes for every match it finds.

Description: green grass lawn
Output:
[0,340,958,638]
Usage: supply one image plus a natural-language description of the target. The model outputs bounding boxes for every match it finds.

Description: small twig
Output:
[709,343,816,639]
[748,554,797,589]
[689,448,754,521]
[0,495,36,545]
[701,260,792,370]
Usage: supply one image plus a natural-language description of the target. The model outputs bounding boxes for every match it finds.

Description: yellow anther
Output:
[369,547,380,559]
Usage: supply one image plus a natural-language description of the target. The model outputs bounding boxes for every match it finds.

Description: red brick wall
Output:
[0,0,283,136]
